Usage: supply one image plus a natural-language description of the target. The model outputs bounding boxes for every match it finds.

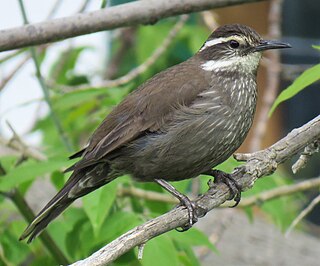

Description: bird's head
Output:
[198,24,291,74]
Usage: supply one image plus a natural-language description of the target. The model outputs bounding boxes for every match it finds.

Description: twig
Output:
[70,115,320,266]
[137,243,146,260]
[0,54,30,91]
[0,121,46,161]
[292,139,319,174]
[285,193,320,237]
[249,0,283,152]
[239,176,320,207]
[18,0,73,152]
[0,49,27,64]
[52,15,189,92]
[0,0,265,52]
[79,0,92,13]
[46,0,64,19]
[119,177,320,209]
[118,186,177,204]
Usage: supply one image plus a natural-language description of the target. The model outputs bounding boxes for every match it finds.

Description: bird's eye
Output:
[229,40,240,49]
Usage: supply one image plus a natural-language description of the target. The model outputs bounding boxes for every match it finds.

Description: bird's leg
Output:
[154,179,197,231]
[203,169,241,207]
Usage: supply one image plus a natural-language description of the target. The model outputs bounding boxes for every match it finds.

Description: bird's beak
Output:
[254,40,291,52]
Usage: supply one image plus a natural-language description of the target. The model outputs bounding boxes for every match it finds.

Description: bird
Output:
[20,24,291,243]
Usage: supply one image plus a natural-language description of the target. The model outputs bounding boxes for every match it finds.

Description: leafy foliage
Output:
[269,46,320,115]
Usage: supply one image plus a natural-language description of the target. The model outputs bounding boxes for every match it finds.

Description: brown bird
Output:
[20,24,291,243]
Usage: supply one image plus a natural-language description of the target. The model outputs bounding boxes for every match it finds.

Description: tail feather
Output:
[20,163,112,243]
[20,198,73,243]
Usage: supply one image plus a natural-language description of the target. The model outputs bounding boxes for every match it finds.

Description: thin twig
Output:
[285,193,320,237]
[137,243,146,260]
[239,176,320,207]
[0,54,30,92]
[79,0,92,13]
[0,121,46,161]
[52,14,189,92]
[0,49,27,64]
[249,0,283,152]
[46,0,64,19]
[18,0,73,152]
[119,177,320,209]
[292,138,319,174]
[118,186,177,204]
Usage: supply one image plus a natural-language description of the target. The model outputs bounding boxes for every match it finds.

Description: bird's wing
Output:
[72,60,206,171]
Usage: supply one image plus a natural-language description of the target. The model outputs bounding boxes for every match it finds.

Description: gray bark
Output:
[0,0,264,52]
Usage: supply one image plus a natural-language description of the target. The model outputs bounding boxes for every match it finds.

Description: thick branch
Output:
[71,115,320,266]
[0,0,264,52]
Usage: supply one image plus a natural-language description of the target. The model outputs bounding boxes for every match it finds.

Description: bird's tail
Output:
[20,163,112,243]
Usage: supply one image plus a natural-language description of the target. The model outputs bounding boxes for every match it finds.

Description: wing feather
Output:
[72,58,207,170]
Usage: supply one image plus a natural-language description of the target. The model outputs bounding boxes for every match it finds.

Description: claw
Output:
[204,169,242,206]
[154,179,198,232]
[176,197,198,232]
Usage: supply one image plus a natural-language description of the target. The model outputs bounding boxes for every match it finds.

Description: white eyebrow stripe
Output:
[199,35,244,52]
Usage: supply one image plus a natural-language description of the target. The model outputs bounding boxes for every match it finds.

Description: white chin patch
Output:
[201,53,261,73]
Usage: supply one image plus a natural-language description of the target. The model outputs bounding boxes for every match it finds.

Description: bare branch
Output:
[0,121,46,161]
[285,193,320,237]
[118,186,177,204]
[71,115,320,266]
[0,55,29,92]
[0,0,265,52]
[239,176,320,207]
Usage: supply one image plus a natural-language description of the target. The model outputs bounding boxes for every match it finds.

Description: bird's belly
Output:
[113,111,253,182]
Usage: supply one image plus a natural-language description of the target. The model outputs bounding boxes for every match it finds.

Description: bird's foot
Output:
[154,179,197,232]
[205,169,241,207]
[176,196,198,232]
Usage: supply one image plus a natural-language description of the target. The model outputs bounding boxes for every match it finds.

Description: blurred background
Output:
[0,0,319,265]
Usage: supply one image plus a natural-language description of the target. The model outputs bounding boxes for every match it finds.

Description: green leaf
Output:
[82,180,118,235]
[176,244,200,266]
[269,63,320,116]
[141,235,179,266]
[0,230,29,265]
[136,182,170,214]
[98,211,142,243]
[65,218,88,258]
[50,170,65,189]
[0,157,69,190]
[312,45,320,50]
[243,172,299,230]
[53,89,107,111]
[49,46,91,85]
[169,228,217,253]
